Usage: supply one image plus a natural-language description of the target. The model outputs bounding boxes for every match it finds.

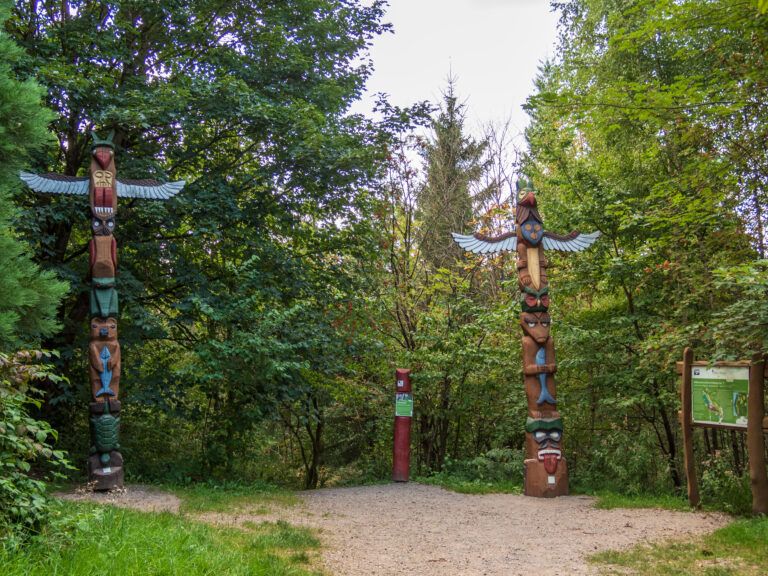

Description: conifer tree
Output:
[419,79,487,271]
[0,0,67,348]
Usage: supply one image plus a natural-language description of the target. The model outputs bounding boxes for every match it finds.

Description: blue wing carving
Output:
[451,232,517,255]
[20,172,89,195]
[116,179,185,200]
[542,231,600,252]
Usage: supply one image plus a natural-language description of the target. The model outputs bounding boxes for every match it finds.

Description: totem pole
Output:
[452,179,599,497]
[21,132,184,490]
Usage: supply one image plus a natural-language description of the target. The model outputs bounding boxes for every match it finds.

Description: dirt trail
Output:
[58,483,729,576]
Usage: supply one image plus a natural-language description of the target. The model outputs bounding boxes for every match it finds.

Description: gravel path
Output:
[58,483,729,576]
[198,483,728,576]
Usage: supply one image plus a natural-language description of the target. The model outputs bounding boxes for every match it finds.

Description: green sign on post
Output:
[395,393,413,417]
[692,366,749,428]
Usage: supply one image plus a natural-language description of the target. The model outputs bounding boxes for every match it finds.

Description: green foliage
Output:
[699,455,753,516]
[375,94,521,478]
[0,351,70,543]
[591,517,768,575]
[418,448,524,494]
[0,0,67,347]
[4,0,409,485]
[0,501,321,575]
[524,0,768,499]
[418,78,488,269]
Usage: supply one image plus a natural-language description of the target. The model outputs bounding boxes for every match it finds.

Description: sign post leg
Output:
[748,353,768,515]
[681,347,700,507]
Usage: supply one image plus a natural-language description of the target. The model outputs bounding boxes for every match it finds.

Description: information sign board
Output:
[395,393,413,417]
[691,365,749,428]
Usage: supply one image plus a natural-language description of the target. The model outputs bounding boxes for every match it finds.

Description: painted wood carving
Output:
[20,131,184,490]
[452,179,599,497]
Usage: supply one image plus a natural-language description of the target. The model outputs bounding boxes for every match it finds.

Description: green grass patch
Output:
[592,517,768,575]
[0,500,320,576]
[168,481,299,514]
[416,474,522,495]
[590,491,693,511]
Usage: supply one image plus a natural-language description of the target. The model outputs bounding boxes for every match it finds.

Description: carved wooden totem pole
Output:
[452,179,599,497]
[21,132,184,490]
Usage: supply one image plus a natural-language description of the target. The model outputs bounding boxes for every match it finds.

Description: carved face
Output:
[92,216,116,236]
[533,428,562,474]
[91,317,117,340]
[93,145,114,169]
[522,286,550,312]
[526,417,563,475]
[520,218,544,245]
[520,313,551,344]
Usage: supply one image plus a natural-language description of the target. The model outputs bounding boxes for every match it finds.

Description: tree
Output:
[523,0,766,494]
[6,0,396,478]
[372,88,525,474]
[418,79,487,271]
[0,0,67,348]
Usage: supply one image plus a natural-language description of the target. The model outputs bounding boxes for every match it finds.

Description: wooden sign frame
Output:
[677,348,768,514]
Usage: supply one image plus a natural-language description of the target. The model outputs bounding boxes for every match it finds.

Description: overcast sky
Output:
[353,0,560,143]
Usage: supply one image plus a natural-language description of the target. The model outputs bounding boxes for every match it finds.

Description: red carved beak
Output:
[520,191,536,206]
[94,148,112,169]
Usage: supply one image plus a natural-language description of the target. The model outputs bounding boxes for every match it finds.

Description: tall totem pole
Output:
[21,132,185,490]
[452,179,599,497]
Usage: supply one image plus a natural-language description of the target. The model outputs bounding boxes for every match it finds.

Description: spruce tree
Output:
[0,0,67,348]
[419,79,487,271]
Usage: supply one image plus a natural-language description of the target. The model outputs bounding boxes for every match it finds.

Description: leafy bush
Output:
[419,448,525,493]
[442,448,525,484]
[0,350,70,544]
[699,453,752,515]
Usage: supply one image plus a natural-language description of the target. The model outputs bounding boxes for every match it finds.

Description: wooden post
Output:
[681,347,700,507]
[748,353,768,515]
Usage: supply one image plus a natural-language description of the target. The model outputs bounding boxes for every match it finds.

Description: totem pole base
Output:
[88,451,124,491]
[524,458,568,498]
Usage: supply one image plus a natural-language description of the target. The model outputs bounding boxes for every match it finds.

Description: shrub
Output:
[699,453,752,515]
[0,350,70,544]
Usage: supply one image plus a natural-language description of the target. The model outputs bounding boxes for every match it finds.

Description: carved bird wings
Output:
[452,229,600,255]
[19,172,185,200]
[452,231,517,254]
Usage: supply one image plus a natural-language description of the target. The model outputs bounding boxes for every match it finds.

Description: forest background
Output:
[2,0,768,541]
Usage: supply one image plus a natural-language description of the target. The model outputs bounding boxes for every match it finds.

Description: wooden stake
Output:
[748,353,768,515]
[681,347,700,507]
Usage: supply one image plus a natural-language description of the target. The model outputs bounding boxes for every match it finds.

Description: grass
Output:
[167,481,299,514]
[588,490,693,511]
[416,474,523,495]
[591,516,768,575]
[0,500,321,576]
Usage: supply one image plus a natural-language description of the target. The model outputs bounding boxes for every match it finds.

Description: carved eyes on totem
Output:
[526,318,550,328]
[534,430,561,443]
[92,218,115,233]
[524,294,550,308]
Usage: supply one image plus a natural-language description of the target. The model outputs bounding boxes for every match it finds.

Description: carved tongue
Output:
[95,148,111,169]
[543,454,558,474]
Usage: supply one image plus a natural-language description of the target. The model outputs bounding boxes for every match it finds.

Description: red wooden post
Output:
[392,368,413,482]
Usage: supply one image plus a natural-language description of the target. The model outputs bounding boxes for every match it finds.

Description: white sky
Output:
[354,0,560,143]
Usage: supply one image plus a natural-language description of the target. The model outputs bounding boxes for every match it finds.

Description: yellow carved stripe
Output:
[528,246,541,289]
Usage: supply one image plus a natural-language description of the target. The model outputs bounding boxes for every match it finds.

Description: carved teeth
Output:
[537,449,561,460]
